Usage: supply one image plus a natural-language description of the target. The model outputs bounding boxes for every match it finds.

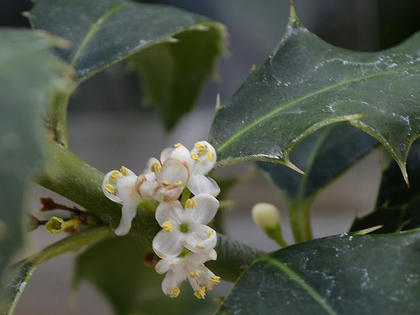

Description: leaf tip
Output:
[284,160,305,175]
[215,93,222,111]
[289,0,297,20]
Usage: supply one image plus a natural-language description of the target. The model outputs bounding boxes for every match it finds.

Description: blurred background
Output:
[2,0,419,314]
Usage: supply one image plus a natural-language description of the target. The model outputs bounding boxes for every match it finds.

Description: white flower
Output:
[102,166,141,236]
[136,145,191,202]
[187,141,220,197]
[142,141,220,199]
[152,194,219,258]
[155,249,220,298]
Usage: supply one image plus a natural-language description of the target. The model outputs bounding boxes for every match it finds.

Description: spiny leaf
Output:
[209,6,420,184]
[218,229,420,314]
[351,141,420,233]
[30,0,227,130]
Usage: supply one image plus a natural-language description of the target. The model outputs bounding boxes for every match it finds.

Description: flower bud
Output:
[252,203,287,248]
[252,203,280,230]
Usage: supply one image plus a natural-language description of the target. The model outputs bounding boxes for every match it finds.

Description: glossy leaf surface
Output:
[209,9,420,183]
[219,230,420,314]
[31,0,226,129]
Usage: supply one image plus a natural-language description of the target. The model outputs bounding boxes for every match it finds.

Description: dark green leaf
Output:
[351,141,420,233]
[218,230,420,315]
[258,124,378,204]
[209,7,420,183]
[30,0,226,130]
[74,236,216,315]
[0,29,71,279]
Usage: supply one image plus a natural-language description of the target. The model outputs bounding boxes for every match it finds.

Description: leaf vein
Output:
[70,2,126,66]
[262,257,337,315]
[217,64,420,153]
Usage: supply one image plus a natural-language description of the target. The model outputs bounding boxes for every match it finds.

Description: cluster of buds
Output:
[102,141,221,298]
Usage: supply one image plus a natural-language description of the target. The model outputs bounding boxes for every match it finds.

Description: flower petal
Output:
[160,147,174,163]
[191,141,216,175]
[143,157,161,175]
[155,201,183,226]
[184,225,217,254]
[137,175,159,200]
[171,145,193,167]
[116,175,141,204]
[162,270,186,296]
[190,194,219,224]
[153,230,184,258]
[102,170,123,203]
[188,174,220,197]
[155,256,178,274]
[114,204,137,236]
[158,158,189,186]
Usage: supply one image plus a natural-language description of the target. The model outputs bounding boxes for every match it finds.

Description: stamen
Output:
[194,142,207,153]
[105,184,117,194]
[194,286,206,299]
[174,143,182,148]
[120,166,129,176]
[185,198,197,209]
[111,170,121,181]
[162,180,170,186]
[189,270,201,279]
[195,242,203,249]
[206,151,214,161]
[174,180,183,187]
[207,230,214,238]
[169,287,180,298]
[162,221,173,233]
[210,275,221,284]
[191,152,201,162]
[151,162,162,173]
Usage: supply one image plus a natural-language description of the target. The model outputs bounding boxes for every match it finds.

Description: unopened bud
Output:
[252,203,280,230]
[252,203,287,248]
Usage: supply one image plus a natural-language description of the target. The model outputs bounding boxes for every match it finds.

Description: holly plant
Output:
[1,1,420,314]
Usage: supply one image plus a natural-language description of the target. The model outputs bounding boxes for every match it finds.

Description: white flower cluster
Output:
[102,141,221,298]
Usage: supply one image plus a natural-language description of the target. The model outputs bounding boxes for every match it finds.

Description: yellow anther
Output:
[195,242,203,249]
[174,180,183,187]
[151,162,162,173]
[206,151,214,161]
[110,170,121,181]
[191,152,201,162]
[169,287,180,298]
[120,166,129,176]
[194,286,206,299]
[194,142,207,153]
[174,143,183,148]
[162,180,170,186]
[207,230,214,238]
[162,221,173,233]
[185,198,197,209]
[189,270,201,279]
[105,184,117,194]
[210,275,221,284]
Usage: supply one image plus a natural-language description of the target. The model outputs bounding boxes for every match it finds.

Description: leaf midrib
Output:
[262,257,337,315]
[217,64,420,153]
[70,2,126,66]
